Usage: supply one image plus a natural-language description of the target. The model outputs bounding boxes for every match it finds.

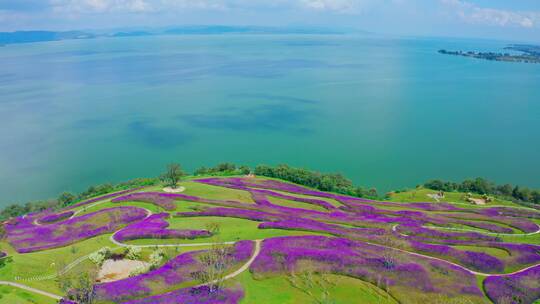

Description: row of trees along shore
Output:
[2,162,540,222]
[424,177,540,205]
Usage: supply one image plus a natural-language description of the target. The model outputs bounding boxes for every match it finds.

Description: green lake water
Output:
[1,34,539,205]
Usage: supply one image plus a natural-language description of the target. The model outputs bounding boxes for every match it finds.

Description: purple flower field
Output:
[113,213,212,242]
[250,235,483,302]
[6,206,148,253]
[122,285,244,304]
[112,193,177,211]
[5,177,540,304]
[484,265,540,304]
[94,241,254,303]
[38,210,74,224]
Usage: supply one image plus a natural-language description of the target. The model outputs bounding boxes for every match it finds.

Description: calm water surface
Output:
[1,34,539,205]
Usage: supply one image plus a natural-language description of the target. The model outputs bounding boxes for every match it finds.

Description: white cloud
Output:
[441,0,540,28]
[299,0,365,13]
[49,0,380,15]
[51,0,154,13]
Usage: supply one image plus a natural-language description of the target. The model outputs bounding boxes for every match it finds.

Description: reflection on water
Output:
[0,35,539,205]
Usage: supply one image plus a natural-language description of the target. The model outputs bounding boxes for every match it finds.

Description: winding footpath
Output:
[424,223,540,237]
[392,223,540,237]
[0,281,62,300]
[4,189,540,302]
[196,239,262,287]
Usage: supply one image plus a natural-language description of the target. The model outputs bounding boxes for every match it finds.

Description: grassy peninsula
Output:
[1,164,540,304]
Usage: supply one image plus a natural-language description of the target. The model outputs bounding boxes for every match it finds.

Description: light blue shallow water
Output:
[1,34,539,205]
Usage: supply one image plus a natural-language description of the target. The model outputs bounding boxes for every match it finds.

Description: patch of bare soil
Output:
[163,186,186,193]
[96,259,149,283]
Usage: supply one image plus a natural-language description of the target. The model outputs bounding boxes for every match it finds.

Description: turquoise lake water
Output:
[1,34,539,206]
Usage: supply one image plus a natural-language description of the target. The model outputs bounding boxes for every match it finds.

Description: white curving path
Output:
[423,224,540,237]
[5,189,540,301]
[389,223,540,276]
[392,223,540,237]
[0,281,62,300]
[196,239,262,287]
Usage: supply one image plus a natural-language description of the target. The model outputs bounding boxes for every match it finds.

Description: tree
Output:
[191,243,233,293]
[205,222,221,235]
[239,165,251,175]
[149,249,166,270]
[88,247,112,266]
[215,163,236,172]
[286,262,336,304]
[194,166,209,176]
[58,192,76,207]
[57,267,98,304]
[532,190,540,204]
[160,163,186,188]
[0,224,6,240]
[124,246,142,260]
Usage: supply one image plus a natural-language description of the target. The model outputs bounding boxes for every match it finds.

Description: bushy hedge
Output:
[253,164,378,199]
[424,177,540,204]
[194,163,251,176]
[0,177,159,221]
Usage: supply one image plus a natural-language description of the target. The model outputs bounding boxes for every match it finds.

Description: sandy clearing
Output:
[97,259,150,283]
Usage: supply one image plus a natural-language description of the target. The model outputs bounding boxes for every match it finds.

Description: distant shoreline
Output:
[438,44,540,64]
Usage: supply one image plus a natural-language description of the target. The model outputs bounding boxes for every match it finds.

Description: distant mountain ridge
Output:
[0,30,95,44]
[0,25,350,45]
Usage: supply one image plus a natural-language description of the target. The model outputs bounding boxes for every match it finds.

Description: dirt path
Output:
[218,239,262,282]
[197,239,262,287]
[0,281,62,300]
[389,224,540,276]
[424,224,540,237]
[393,223,540,237]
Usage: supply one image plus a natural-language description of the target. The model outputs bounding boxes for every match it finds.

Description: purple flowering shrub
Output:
[112,193,177,211]
[121,285,244,304]
[410,241,505,273]
[259,219,385,238]
[113,213,212,242]
[176,178,540,275]
[484,265,540,304]
[250,236,483,302]
[6,206,148,253]
[38,210,74,224]
[395,224,499,242]
[0,251,6,258]
[95,241,254,303]
[488,243,540,268]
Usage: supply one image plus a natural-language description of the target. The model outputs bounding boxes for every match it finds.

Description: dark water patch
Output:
[127,120,193,148]
[179,103,315,134]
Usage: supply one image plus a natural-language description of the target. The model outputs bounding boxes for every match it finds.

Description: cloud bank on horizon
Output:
[1,0,539,41]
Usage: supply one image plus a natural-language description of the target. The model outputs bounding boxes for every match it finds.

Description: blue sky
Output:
[1,0,539,42]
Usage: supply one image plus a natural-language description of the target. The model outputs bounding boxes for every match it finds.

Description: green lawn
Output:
[0,285,56,304]
[0,234,117,294]
[1,177,539,303]
[236,272,397,304]
[387,188,520,207]
[266,189,344,208]
[126,216,324,245]
[453,245,510,259]
[267,196,328,212]
[181,181,255,203]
